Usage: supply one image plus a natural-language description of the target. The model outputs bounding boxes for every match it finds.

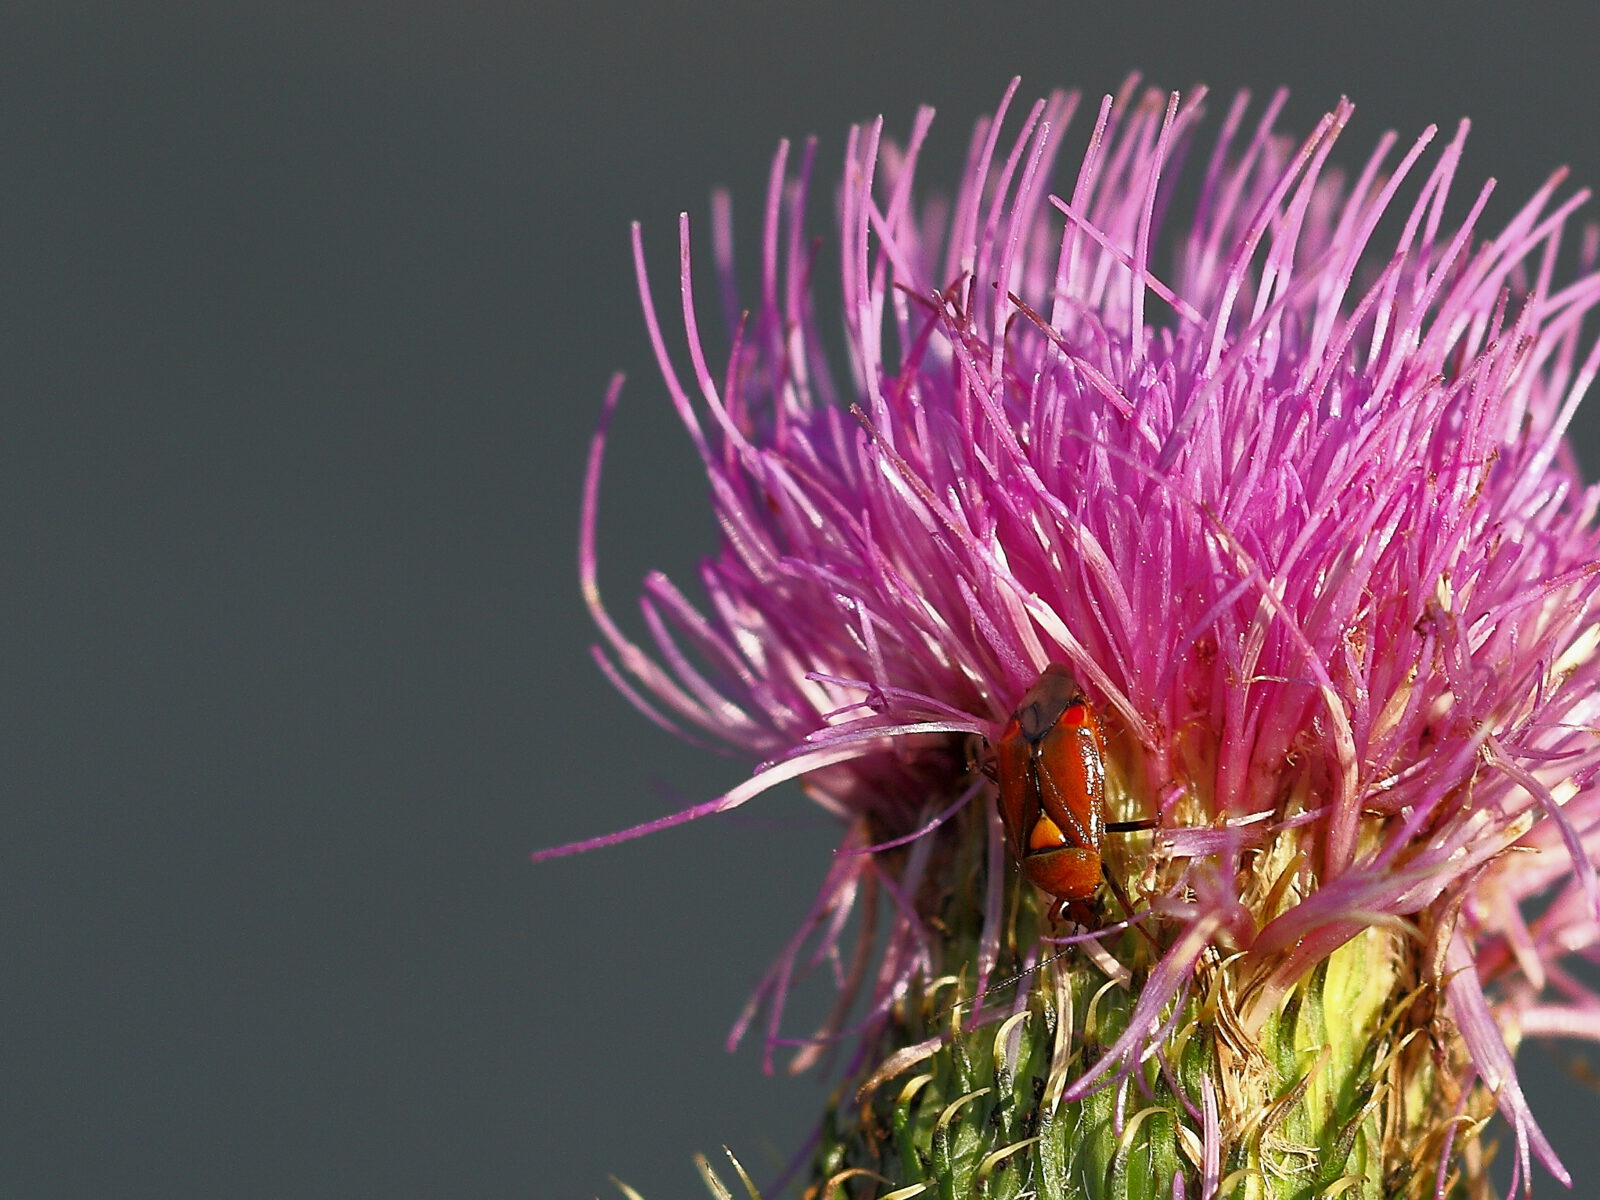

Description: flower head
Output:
[543,79,1600,1195]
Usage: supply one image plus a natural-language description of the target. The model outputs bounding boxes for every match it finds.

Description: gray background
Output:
[4,3,1599,1197]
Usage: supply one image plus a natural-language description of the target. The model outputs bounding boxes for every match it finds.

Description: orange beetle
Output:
[994,663,1116,926]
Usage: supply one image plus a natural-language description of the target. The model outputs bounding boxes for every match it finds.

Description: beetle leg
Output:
[969,733,999,782]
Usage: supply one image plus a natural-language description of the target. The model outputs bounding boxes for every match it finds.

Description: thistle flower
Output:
[541,79,1600,1197]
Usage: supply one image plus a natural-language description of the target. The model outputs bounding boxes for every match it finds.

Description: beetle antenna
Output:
[941,945,1076,1025]
[984,947,1074,999]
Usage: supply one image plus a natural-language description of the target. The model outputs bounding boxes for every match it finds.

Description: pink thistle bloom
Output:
[543,79,1600,1195]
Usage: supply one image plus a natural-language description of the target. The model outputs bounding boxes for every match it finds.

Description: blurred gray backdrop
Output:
[3,3,1598,1197]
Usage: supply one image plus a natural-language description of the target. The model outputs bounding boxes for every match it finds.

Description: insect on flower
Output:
[546,77,1600,1191]
[993,663,1150,928]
